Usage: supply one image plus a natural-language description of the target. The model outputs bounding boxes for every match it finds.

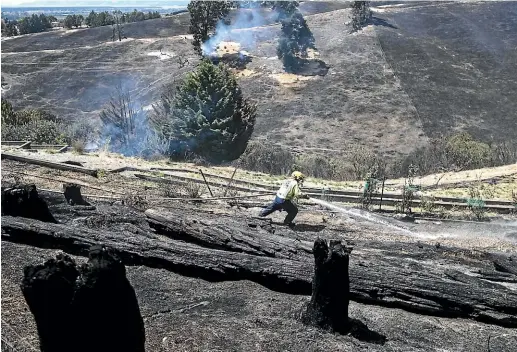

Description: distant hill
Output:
[1,1,516,163]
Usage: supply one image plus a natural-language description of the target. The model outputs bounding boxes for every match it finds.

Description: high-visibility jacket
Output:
[276,179,301,201]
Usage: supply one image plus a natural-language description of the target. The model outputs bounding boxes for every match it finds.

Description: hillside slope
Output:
[1,1,516,161]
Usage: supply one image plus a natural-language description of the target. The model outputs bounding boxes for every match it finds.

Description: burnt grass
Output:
[375,1,517,142]
[1,1,516,160]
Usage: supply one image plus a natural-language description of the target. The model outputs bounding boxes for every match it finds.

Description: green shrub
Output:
[238,140,295,175]
[1,119,69,144]
[394,132,516,177]
[294,154,336,179]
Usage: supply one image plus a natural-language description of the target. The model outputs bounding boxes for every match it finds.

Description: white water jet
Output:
[310,198,416,235]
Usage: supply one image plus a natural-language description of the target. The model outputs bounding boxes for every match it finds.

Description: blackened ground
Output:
[375,1,517,142]
[2,241,516,352]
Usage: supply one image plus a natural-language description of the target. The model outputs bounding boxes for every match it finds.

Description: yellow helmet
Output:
[291,171,305,181]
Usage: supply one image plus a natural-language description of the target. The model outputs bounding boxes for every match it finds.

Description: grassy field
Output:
[1,1,516,164]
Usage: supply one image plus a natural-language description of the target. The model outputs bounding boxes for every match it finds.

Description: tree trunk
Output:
[302,238,352,333]
[3,215,517,327]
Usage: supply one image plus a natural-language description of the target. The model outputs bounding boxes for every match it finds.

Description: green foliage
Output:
[151,60,256,163]
[85,11,114,27]
[120,9,161,23]
[1,19,19,36]
[351,1,372,32]
[396,164,418,215]
[16,14,53,35]
[1,102,60,126]
[187,0,233,54]
[63,15,84,29]
[277,9,316,72]
[1,101,68,144]
[396,132,504,177]
[272,1,300,19]
[1,100,17,125]
[467,183,487,221]
[2,119,69,144]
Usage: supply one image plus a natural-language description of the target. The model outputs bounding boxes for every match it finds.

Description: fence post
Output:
[379,176,386,211]
[199,169,214,197]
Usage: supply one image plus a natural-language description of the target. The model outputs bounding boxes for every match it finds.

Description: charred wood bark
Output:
[1,184,57,223]
[3,216,517,328]
[302,239,352,333]
[63,183,90,206]
[145,209,312,261]
[20,245,145,352]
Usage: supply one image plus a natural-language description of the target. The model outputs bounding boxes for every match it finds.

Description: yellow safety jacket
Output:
[276,179,301,201]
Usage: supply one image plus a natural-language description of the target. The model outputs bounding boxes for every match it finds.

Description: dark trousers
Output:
[259,196,298,224]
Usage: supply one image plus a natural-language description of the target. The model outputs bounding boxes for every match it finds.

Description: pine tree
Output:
[187,1,233,55]
[151,60,256,162]
[277,10,316,72]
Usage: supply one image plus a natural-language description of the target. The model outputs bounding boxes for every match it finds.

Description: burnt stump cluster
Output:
[21,245,145,352]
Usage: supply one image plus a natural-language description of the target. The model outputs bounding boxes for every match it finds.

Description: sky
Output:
[1,0,189,7]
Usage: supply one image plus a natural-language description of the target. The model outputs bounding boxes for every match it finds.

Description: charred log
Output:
[145,208,312,261]
[63,183,90,206]
[1,184,57,223]
[3,216,517,327]
[20,245,145,352]
[302,239,352,333]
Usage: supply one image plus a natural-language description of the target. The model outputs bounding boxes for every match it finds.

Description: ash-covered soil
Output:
[3,241,516,352]
[374,1,517,142]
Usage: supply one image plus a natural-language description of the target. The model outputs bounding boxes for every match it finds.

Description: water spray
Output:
[308,197,416,235]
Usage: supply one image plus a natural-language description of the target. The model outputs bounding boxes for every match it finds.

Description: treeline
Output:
[1,14,56,36]
[1,9,162,35]
[83,10,161,28]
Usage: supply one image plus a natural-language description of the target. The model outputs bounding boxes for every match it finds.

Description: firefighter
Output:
[259,171,309,227]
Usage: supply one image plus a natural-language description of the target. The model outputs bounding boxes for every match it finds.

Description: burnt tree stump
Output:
[1,184,57,222]
[63,183,90,206]
[73,246,146,352]
[21,254,80,352]
[20,246,145,352]
[302,238,352,333]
